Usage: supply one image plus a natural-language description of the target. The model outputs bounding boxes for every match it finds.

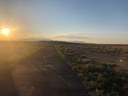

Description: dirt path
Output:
[0,62,19,96]
[12,45,88,96]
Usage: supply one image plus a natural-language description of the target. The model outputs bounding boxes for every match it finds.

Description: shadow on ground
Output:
[0,62,19,96]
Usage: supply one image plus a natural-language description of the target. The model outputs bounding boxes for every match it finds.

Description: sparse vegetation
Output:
[55,42,128,96]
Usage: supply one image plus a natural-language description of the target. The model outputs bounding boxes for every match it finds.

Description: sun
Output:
[1,28,11,36]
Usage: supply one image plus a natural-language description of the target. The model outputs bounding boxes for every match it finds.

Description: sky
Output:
[0,0,128,44]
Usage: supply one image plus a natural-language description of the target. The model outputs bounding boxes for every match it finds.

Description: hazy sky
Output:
[0,0,128,44]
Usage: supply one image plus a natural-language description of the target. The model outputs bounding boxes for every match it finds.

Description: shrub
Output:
[56,45,128,96]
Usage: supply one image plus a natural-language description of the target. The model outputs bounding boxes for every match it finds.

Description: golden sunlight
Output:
[1,28,11,36]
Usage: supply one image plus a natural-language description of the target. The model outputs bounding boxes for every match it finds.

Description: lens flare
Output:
[1,28,11,36]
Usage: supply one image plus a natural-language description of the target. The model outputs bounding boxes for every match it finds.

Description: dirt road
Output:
[12,44,87,96]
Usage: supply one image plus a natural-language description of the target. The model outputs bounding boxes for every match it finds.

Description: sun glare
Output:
[1,28,11,36]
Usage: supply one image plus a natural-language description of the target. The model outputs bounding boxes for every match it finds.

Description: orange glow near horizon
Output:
[1,28,11,36]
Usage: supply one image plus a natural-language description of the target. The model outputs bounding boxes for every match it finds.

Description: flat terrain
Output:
[56,42,128,96]
[1,41,127,96]
[56,42,128,71]
[0,42,87,96]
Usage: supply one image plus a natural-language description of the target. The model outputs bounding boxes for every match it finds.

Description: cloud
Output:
[54,35,89,39]
[50,33,93,42]
[49,33,128,44]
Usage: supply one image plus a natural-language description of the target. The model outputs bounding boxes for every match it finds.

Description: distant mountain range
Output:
[0,37,87,44]
[18,38,86,43]
[69,41,86,44]
[18,38,52,41]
